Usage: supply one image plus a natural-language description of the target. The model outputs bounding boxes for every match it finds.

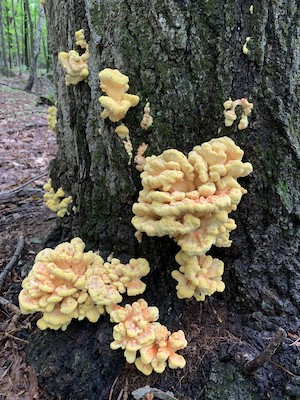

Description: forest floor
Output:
[0,74,235,400]
[0,73,58,399]
[1,75,296,400]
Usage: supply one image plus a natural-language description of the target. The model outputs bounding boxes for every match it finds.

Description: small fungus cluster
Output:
[224,98,253,130]
[172,251,225,301]
[19,239,186,375]
[58,29,89,86]
[19,238,150,331]
[140,102,153,130]
[242,37,251,56]
[107,299,187,375]
[43,179,73,217]
[47,105,57,132]
[134,143,149,172]
[99,68,139,123]
[99,68,140,163]
[132,136,252,301]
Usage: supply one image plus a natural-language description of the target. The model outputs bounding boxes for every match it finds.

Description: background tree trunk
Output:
[0,0,9,73]
[27,1,300,399]
[24,4,44,92]
[11,0,21,75]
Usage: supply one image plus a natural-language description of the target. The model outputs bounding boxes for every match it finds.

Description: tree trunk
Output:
[27,1,300,399]
[4,3,12,69]
[11,0,22,75]
[24,4,44,92]
[23,0,33,65]
[23,0,29,67]
[0,0,9,72]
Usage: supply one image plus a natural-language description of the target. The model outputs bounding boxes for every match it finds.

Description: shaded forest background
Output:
[0,0,50,84]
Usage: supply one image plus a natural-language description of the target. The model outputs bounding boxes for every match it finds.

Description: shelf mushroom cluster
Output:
[107,299,187,375]
[19,238,150,331]
[132,136,253,301]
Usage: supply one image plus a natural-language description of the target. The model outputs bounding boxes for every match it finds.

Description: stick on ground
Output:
[0,235,25,292]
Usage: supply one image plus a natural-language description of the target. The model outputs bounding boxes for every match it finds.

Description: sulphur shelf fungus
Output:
[18,238,105,330]
[47,105,57,132]
[132,136,252,300]
[223,98,253,130]
[134,143,149,172]
[140,102,153,130]
[135,323,187,375]
[43,179,73,217]
[86,257,150,306]
[18,238,151,330]
[115,124,134,164]
[242,36,251,56]
[107,299,187,374]
[172,252,225,301]
[99,68,139,122]
[58,29,89,86]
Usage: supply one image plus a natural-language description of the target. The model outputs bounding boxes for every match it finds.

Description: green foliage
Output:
[0,0,49,71]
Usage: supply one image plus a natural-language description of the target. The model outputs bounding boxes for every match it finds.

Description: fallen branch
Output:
[0,296,21,315]
[0,187,44,205]
[0,171,48,196]
[0,172,48,204]
[0,235,25,292]
[244,327,287,373]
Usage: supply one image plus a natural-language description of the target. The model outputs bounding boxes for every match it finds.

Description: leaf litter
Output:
[0,75,58,399]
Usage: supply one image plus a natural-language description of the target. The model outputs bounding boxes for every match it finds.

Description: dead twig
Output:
[4,332,28,344]
[0,187,44,204]
[0,171,48,197]
[123,378,128,400]
[0,235,25,292]
[0,296,21,315]
[244,327,287,373]
[109,376,119,400]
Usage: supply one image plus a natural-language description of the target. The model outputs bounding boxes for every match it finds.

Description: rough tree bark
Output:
[26,1,300,399]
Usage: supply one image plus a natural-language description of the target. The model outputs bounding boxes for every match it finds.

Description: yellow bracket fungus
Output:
[86,256,150,305]
[99,68,139,122]
[115,124,133,164]
[134,143,149,172]
[135,323,187,375]
[43,179,73,217]
[242,36,251,56]
[58,29,89,86]
[132,137,252,300]
[140,102,153,130]
[172,251,225,301]
[107,299,159,364]
[47,105,57,132]
[18,238,104,330]
[107,300,187,374]
[223,98,253,130]
[115,123,129,139]
[19,238,151,330]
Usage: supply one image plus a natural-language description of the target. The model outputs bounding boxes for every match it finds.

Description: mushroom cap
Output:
[132,137,252,258]
[172,251,225,301]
